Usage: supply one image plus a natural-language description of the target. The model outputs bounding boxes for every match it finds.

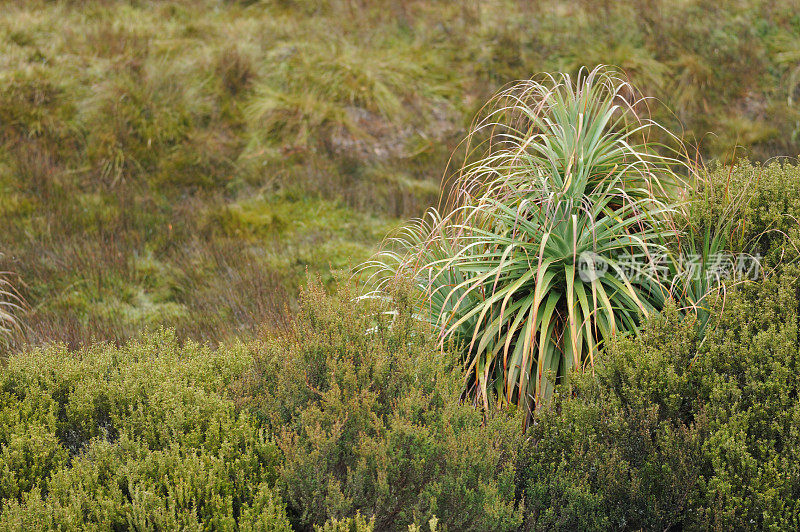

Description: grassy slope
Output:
[1,0,799,348]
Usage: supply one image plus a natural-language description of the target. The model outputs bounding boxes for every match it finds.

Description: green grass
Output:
[1,0,799,349]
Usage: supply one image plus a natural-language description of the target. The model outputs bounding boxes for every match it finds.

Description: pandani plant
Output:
[362,66,738,424]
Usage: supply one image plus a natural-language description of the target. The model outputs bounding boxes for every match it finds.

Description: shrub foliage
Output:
[519,268,800,530]
[517,161,800,530]
[237,280,523,531]
[0,329,290,530]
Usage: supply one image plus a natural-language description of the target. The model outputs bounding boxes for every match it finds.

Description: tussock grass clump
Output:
[246,38,451,144]
[0,267,24,350]
[216,45,256,96]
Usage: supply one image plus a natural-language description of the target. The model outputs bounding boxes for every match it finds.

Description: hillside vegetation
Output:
[2,0,800,347]
[5,161,800,528]
[5,2,800,529]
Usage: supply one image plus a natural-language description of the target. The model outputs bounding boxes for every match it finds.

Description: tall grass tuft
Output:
[365,67,704,421]
[0,262,24,351]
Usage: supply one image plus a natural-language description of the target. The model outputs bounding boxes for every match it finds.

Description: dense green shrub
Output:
[512,162,800,530]
[0,329,290,530]
[316,512,376,532]
[687,161,800,269]
[517,264,800,530]
[0,280,526,530]
[237,279,523,531]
